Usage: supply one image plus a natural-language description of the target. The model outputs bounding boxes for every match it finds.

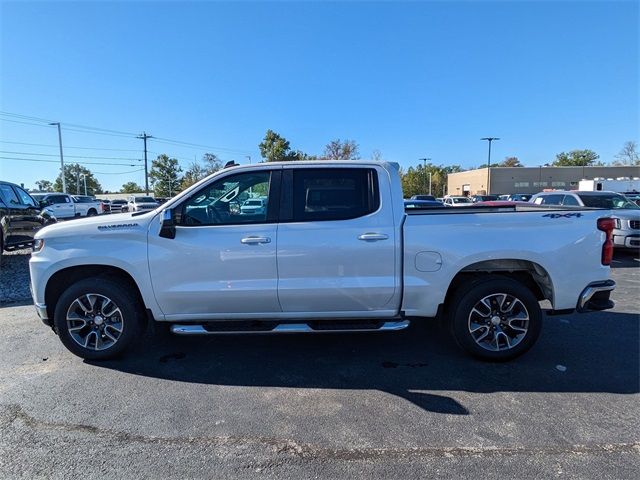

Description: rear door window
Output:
[290,168,379,222]
[562,195,580,206]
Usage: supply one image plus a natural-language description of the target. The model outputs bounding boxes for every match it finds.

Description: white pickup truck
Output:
[31,193,104,219]
[30,161,616,361]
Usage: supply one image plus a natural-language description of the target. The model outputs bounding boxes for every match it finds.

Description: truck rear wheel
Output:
[54,278,143,360]
[449,276,542,361]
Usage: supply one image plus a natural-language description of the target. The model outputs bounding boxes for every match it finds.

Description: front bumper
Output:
[576,280,615,313]
[613,233,640,249]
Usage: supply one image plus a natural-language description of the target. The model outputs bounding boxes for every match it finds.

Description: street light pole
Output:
[137,132,153,195]
[419,157,431,194]
[49,122,66,193]
[481,137,500,194]
[80,174,87,196]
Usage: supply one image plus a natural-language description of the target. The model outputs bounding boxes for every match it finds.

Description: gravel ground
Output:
[0,248,31,306]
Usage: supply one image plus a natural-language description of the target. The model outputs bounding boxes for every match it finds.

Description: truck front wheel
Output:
[54,278,144,360]
[449,276,542,361]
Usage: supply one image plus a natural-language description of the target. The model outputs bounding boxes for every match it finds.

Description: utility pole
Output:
[80,174,87,195]
[49,122,66,193]
[419,158,431,194]
[481,137,500,194]
[246,155,252,164]
[137,132,153,195]
[76,165,81,194]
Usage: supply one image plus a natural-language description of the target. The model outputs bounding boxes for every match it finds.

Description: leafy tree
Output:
[120,182,144,193]
[202,153,223,174]
[400,162,462,198]
[149,154,183,197]
[552,149,600,167]
[35,180,54,192]
[53,163,103,195]
[259,130,302,162]
[614,141,640,166]
[323,139,360,160]
[501,156,523,167]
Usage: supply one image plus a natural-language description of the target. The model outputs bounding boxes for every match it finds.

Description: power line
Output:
[0,150,142,161]
[93,168,145,175]
[0,118,55,128]
[0,156,139,167]
[0,140,141,152]
[152,136,251,154]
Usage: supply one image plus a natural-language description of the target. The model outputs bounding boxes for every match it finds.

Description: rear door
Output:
[276,166,399,316]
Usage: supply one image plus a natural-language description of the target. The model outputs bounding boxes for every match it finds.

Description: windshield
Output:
[244,200,262,206]
[31,193,46,200]
[577,193,640,210]
[134,196,156,203]
[453,197,472,204]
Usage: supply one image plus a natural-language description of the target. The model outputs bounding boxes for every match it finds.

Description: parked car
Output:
[497,195,510,201]
[240,198,267,215]
[531,190,640,249]
[442,195,473,207]
[31,161,616,362]
[410,194,436,201]
[470,194,498,203]
[73,195,109,215]
[109,199,127,213]
[1,181,55,254]
[507,193,533,202]
[404,199,446,209]
[31,193,103,219]
[99,199,112,213]
[124,195,159,213]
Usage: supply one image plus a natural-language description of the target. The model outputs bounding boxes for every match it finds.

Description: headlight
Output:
[33,238,45,252]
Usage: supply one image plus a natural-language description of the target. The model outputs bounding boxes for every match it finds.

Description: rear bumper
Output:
[576,280,615,313]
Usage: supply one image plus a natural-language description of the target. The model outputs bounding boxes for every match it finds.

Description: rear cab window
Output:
[288,168,379,222]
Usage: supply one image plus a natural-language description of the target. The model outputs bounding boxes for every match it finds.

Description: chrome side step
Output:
[170,320,410,336]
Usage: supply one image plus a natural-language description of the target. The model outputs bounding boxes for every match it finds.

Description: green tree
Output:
[35,179,54,192]
[120,182,144,193]
[53,164,103,195]
[202,153,223,174]
[149,154,183,197]
[323,139,360,160]
[552,149,600,167]
[614,141,640,166]
[259,130,303,162]
[501,156,523,167]
[400,162,462,198]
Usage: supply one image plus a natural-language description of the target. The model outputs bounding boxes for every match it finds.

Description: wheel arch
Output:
[45,265,147,322]
[442,259,554,313]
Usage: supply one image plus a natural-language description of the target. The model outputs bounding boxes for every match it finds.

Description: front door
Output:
[148,168,282,320]
[276,166,399,316]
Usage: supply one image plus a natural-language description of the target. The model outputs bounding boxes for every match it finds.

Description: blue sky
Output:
[1,0,638,192]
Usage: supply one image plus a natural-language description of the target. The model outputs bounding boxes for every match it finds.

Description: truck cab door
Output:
[0,184,41,246]
[276,166,400,317]
[147,168,282,320]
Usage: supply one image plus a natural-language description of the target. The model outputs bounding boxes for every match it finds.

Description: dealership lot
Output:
[0,251,638,478]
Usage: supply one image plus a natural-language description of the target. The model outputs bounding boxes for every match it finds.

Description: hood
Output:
[610,210,640,220]
[35,211,158,239]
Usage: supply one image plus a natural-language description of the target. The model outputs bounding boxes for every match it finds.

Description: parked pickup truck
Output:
[31,193,104,219]
[29,161,616,361]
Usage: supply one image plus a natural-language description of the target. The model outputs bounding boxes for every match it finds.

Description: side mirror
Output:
[159,208,176,239]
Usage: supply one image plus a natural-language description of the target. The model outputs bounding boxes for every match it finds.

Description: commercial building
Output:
[447,166,640,196]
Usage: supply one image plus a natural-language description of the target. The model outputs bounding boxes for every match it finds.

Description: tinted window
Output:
[577,193,640,210]
[135,196,156,203]
[291,168,378,222]
[0,184,21,205]
[562,195,580,206]
[181,171,272,226]
[15,187,37,207]
[539,194,564,205]
[49,195,69,204]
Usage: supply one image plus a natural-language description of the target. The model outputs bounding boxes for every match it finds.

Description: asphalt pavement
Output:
[0,251,638,478]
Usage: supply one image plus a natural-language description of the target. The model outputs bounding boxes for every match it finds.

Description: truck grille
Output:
[630,220,640,230]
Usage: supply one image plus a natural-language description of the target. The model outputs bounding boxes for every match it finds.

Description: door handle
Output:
[357,233,389,241]
[241,236,271,244]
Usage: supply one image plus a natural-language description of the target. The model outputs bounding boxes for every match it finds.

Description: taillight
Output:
[101,202,106,212]
[597,218,615,265]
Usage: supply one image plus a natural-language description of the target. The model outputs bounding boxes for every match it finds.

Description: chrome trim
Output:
[170,320,410,335]
[35,303,48,320]
[578,281,616,310]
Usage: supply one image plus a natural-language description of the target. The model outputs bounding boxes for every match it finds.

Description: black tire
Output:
[87,209,97,217]
[449,275,542,361]
[54,278,144,360]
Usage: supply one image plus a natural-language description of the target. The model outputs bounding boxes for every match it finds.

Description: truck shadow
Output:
[90,310,639,415]
[611,250,640,269]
